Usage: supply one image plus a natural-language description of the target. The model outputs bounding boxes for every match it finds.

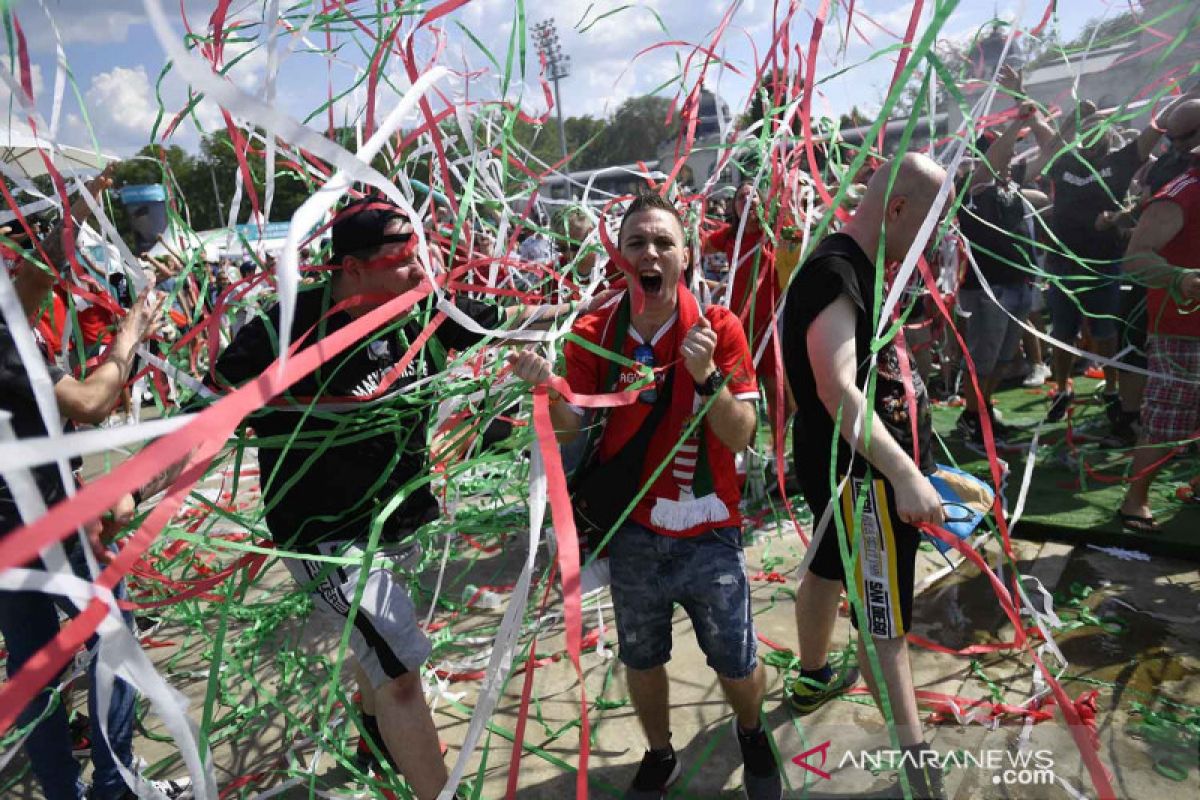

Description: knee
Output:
[381,671,423,706]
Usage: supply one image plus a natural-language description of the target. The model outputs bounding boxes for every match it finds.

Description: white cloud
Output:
[86,66,160,137]
[59,65,219,154]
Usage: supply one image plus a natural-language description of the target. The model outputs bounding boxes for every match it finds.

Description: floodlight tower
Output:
[532,18,571,161]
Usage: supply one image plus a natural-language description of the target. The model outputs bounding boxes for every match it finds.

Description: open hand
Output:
[998,65,1023,96]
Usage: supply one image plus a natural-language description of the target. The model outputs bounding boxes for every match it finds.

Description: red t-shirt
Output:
[1145,168,1200,338]
[565,293,759,537]
[705,223,778,371]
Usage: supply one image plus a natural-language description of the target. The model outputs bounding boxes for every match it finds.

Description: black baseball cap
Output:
[331,196,411,264]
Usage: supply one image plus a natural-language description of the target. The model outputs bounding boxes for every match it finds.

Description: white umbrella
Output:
[0,126,116,181]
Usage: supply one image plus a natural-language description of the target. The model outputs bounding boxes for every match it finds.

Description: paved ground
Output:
[3,401,1200,799]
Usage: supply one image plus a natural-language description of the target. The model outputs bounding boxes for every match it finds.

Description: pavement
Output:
[3,420,1200,799]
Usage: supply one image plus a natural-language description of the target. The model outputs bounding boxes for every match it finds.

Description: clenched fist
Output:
[507,348,555,386]
[680,314,718,383]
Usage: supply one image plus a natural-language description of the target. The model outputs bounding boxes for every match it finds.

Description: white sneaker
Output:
[1022,363,1051,387]
[146,777,193,800]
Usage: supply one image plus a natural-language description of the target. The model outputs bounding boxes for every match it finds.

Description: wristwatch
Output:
[694,367,724,397]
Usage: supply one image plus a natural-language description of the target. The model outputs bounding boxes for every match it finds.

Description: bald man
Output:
[781,154,948,798]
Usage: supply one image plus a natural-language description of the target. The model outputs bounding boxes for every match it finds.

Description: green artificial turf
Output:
[931,376,1199,560]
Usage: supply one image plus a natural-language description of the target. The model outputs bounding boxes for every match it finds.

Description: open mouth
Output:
[638,273,663,293]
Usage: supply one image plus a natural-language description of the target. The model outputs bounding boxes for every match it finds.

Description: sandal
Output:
[1117,510,1161,534]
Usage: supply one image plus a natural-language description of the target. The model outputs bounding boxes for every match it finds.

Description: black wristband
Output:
[694,368,723,397]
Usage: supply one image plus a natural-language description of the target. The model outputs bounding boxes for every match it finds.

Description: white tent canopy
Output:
[0,126,116,181]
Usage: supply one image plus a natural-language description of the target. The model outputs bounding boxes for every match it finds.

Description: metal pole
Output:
[553,76,567,161]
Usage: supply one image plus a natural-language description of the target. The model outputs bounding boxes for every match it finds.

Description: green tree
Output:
[593,95,679,166]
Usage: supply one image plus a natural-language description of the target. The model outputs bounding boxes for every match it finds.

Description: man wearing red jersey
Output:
[510,193,781,799]
[704,182,793,429]
[1116,151,1200,533]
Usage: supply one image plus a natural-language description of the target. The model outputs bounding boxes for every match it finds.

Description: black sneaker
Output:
[90,777,193,800]
[900,758,945,799]
[625,745,681,799]
[1045,390,1074,423]
[787,666,861,715]
[732,720,782,800]
[354,713,398,775]
[954,410,980,440]
[957,412,1010,456]
[1109,410,1141,447]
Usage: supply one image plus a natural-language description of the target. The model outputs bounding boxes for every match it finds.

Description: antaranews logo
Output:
[793,742,1057,787]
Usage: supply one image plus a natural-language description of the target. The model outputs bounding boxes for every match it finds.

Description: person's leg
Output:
[356,662,377,715]
[1118,337,1200,524]
[607,524,675,750]
[1046,277,1082,392]
[1118,284,1149,420]
[65,544,137,800]
[84,608,137,800]
[718,665,767,729]
[374,672,447,800]
[679,526,780,796]
[958,288,1005,417]
[1118,439,1170,520]
[0,590,85,800]
[284,543,444,797]
[1023,314,1044,366]
[963,375,999,416]
[681,527,763,726]
[608,524,682,794]
[794,571,843,672]
[1120,372,1148,418]
[626,665,672,750]
[791,492,861,706]
[848,477,925,749]
[855,635,923,747]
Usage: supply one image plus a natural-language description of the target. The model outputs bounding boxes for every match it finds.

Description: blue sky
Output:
[2,1,1120,157]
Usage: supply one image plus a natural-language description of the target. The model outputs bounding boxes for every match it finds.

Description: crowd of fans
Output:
[2,63,1199,800]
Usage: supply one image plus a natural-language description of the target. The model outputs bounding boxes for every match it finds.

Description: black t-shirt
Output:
[0,322,73,539]
[1049,139,1141,265]
[957,183,1036,289]
[782,233,933,513]
[211,284,501,550]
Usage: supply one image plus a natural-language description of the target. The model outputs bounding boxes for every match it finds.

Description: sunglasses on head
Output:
[380,231,415,246]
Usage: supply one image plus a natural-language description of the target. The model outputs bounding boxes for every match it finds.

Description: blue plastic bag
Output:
[925,464,996,558]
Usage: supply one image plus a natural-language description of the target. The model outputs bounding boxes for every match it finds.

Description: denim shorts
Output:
[607,522,757,679]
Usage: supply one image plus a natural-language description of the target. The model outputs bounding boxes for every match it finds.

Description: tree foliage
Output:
[1,93,686,249]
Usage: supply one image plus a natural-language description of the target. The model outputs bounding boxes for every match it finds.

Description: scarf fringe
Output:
[650,493,730,532]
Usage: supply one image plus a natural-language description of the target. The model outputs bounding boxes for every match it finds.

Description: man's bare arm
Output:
[1122,201,1200,300]
[806,295,943,525]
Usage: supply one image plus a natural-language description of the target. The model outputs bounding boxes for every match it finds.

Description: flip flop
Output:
[1117,510,1161,534]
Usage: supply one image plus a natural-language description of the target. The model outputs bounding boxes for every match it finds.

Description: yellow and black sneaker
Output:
[786,665,860,716]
